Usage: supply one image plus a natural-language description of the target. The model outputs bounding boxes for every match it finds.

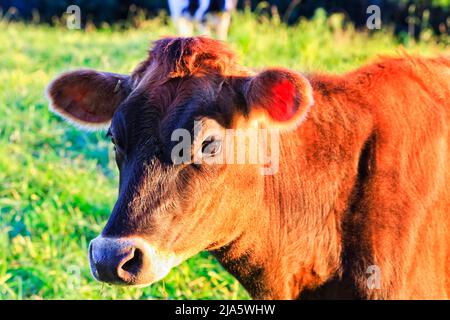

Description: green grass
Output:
[0,10,448,300]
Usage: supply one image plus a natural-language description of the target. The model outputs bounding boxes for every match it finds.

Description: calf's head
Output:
[47,37,313,286]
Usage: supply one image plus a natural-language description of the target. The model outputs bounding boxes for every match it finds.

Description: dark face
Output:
[47,37,312,287]
[90,76,249,285]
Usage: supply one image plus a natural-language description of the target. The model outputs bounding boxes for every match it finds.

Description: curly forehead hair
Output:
[131,37,244,85]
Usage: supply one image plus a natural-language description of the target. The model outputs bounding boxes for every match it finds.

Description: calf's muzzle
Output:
[89,236,175,286]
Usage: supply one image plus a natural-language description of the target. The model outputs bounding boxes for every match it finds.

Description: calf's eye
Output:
[106,131,126,165]
[201,137,222,157]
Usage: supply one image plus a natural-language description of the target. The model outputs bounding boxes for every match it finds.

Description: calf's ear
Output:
[241,68,314,130]
[47,69,131,130]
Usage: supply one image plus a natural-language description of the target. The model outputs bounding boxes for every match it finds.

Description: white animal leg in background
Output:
[176,16,195,36]
[194,0,211,21]
[168,0,189,19]
[215,12,231,41]
[168,0,194,36]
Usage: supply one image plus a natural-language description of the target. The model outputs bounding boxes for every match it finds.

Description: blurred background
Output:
[0,1,448,300]
[1,1,449,37]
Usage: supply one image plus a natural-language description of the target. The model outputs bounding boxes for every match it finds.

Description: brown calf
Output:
[47,37,450,299]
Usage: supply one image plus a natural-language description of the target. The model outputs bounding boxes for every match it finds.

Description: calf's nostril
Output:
[119,247,143,277]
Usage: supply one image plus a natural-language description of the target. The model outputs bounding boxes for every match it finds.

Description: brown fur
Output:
[48,37,450,299]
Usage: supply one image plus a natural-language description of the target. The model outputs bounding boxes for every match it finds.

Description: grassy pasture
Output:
[0,10,448,299]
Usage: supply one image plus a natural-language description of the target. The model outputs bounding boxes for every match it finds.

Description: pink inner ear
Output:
[268,79,297,121]
[65,87,104,122]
